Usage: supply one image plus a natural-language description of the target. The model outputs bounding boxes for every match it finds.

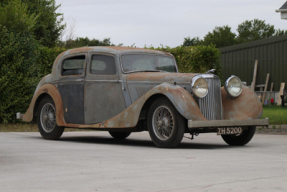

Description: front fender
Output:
[221,86,263,120]
[80,82,206,128]
[23,84,66,126]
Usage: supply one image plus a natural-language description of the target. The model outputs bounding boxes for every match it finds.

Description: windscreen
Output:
[121,54,177,73]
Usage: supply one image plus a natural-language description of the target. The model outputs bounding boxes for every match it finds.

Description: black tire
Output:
[37,97,65,140]
[147,97,185,148]
[109,131,131,140]
[221,126,256,146]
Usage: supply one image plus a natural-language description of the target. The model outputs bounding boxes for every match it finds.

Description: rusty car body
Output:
[17,46,269,148]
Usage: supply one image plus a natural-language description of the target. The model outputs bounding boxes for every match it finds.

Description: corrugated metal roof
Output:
[279,1,287,10]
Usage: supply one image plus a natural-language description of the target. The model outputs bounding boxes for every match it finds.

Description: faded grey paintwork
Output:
[84,52,126,124]
[79,82,205,129]
[22,46,266,130]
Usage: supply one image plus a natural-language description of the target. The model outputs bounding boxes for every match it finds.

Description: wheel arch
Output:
[140,93,167,120]
[23,84,65,126]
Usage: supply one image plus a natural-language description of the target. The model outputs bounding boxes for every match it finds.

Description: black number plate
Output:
[217,127,243,135]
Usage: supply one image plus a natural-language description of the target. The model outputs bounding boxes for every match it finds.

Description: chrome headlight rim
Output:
[224,75,242,98]
[191,76,209,98]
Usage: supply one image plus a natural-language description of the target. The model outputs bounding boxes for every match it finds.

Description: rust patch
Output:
[22,84,67,126]
[52,50,67,70]
[126,72,198,83]
[221,86,263,120]
[68,47,94,54]
[79,82,206,129]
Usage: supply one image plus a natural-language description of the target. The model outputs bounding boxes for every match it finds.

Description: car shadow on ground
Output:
[28,133,235,150]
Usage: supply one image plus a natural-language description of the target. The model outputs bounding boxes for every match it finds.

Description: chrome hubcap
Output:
[152,106,174,140]
[40,103,56,133]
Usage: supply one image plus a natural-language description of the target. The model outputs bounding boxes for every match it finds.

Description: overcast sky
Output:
[55,0,287,48]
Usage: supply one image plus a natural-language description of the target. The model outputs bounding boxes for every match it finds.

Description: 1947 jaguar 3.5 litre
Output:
[17,46,269,148]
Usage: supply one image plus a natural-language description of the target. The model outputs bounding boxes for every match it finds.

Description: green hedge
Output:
[0,27,39,123]
[36,46,66,76]
[147,45,221,78]
[1,44,221,123]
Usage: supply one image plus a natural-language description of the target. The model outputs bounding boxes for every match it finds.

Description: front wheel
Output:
[37,97,64,140]
[147,97,185,148]
[221,126,256,146]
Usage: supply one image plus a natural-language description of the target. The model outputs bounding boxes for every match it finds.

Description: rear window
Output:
[90,55,116,75]
[62,55,85,76]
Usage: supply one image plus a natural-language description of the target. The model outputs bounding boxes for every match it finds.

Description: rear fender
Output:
[23,84,66,126]
[80,82,206,128]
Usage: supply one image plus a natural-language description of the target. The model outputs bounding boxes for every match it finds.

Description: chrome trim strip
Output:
[85,80,123,83]
[126,81,191,85]
[188,118,269,128]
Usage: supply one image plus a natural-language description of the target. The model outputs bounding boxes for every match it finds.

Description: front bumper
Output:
[16,112,24,120]
[188,118,269,128]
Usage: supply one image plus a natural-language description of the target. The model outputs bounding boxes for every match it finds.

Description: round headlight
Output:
[191,77,208,98]
[224,76,242,97]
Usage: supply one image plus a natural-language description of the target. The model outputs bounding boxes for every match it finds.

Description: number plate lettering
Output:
[217,127,242,135]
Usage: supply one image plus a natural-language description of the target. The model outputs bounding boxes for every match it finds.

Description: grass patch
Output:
[0,123,38,132]
[0,123,91,132]
[261,105,287,124]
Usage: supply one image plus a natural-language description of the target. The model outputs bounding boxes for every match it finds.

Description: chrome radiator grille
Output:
[198,77,222,120]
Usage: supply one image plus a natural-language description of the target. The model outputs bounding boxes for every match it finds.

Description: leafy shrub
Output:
[146,45,221,79]
[37,46,66,76]
[0,27,39,123]
[0,0,66,123]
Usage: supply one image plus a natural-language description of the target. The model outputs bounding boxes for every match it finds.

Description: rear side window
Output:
[90,55,116,75]
[62,55,85,76]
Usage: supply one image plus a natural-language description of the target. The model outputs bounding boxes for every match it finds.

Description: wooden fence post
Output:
[262,73,270,105]
[251,60,258,91]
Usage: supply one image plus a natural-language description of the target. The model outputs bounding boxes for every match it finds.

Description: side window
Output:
[62,55,85,76]
[90,55,116,75]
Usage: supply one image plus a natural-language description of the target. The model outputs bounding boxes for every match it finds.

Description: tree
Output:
[22,0,66,47]
[62,37,116,49]
[236,19,275,43]
[275,29,287,36]
[0,0,40,123]
[0,0,38,34]
[202,25,236,48]
[182,37,202,46]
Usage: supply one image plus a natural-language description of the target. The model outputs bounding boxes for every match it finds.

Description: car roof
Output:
[50,46,174,80]
[64,46,173,56]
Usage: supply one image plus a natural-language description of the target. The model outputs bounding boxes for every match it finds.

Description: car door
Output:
[58,54,86,124]
[84,53,126,124]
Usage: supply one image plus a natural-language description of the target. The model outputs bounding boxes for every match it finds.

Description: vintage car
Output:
[17,46,268,148]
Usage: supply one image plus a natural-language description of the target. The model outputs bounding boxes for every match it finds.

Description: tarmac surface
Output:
[0,131,287,192]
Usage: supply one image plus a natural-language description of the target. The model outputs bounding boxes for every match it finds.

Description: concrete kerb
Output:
[256,124,287,134]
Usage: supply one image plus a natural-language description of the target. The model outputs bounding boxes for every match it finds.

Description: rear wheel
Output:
[109,131,131,140]
[37,97,64,140]
[147,97,185,148]
[221,126,256,146]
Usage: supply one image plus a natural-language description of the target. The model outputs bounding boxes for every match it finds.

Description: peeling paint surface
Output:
[221,86,263,120]
[79,82,206,129]
[22,84,68,126]
[23,46,264,130]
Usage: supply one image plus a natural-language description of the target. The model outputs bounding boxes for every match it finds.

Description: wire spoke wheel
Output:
[148,97,185,148]
[40,103,56,133]
[152,106,174,140]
